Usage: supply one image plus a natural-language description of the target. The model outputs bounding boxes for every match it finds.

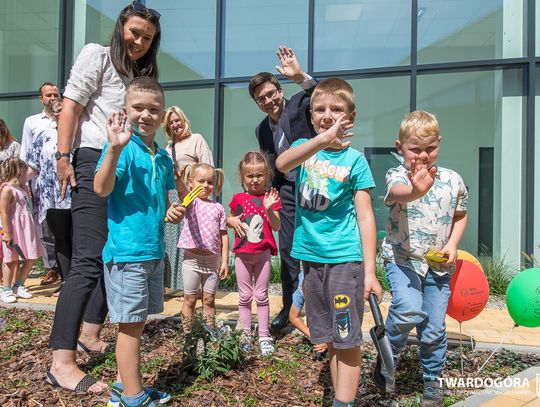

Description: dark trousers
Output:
[278,182,301,310]
[45,208,72,281]
[49,148,108,350]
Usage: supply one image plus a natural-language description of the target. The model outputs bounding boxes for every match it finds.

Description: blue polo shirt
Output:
[96,135,176,263]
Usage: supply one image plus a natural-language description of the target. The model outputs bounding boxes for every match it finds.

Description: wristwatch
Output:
[55,151,70,160]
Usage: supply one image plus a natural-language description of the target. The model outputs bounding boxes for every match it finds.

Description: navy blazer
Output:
[255,85,318,189]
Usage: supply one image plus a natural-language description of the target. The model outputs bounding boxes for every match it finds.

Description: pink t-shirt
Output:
[228,192,282,256]
[178,198,226,254]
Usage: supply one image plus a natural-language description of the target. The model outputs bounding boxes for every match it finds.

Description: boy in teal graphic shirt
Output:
[277,78,382,407]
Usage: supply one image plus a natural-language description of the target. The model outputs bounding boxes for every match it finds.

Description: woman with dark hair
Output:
[0,119,20,161]
[48,2,161,394]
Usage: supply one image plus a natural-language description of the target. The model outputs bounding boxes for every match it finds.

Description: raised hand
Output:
[106,111,132,149]
[320,114,354,150]
[263,188,280,211]
[407,159,436,195]
[275,46,305,83]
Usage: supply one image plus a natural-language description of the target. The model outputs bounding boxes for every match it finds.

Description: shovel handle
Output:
[369,293,384,326]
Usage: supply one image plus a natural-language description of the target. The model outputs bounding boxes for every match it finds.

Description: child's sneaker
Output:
[421,378,445,407]
[107,383,171,407]
[259,337,274,356]
[12,285,33,299]
[119,392,158,407]
[373,355,395,393]
[0,288,17,304]
[239,331,252,352]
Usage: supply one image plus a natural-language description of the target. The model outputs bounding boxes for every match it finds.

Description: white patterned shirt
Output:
[381,165,468,276]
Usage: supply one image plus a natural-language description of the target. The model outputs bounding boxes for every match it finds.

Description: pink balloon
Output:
[447,259,490,322]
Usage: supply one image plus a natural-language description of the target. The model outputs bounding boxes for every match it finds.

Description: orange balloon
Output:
[447,259,490,322]
[457,250,483,273]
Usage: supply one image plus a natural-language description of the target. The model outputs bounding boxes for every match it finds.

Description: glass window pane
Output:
[148,0,216,81]
[417,69,524,267]
[417,0,526,64]
[73,1,130,59]
[0,0,59,93]
[347,76,410,235]
[314,0,411,71]
[0,98,45,142]
[223,0,308,78]
[160,88,215,151]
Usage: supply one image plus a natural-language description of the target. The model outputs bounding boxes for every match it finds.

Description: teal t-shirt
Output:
[96,135,176,263]
[290,139,375,263]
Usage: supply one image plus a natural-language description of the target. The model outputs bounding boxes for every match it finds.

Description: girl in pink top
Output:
[0,158,44,304]
[228,152,281,356]
[178,163,228,331]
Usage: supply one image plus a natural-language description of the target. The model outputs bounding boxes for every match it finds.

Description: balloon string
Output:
[459,322,464,375]
[476,324,517,374]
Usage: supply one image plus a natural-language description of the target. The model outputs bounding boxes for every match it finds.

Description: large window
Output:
[160,88,215,150]
[314,0,411,71]
[0,98,44,141]
[417,69,525,264]
[222,0,308,78]
[0,0,60,93]
[347,76,410,233]
[417,0,525,64]
[148,0,216,81]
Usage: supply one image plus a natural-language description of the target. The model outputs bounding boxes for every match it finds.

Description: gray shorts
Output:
[303,261,365,349]
[104,259,165,323]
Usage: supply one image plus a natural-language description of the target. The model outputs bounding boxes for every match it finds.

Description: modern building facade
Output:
[0,0,538,268]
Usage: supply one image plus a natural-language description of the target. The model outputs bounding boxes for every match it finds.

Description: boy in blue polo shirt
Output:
[94,77,185,407]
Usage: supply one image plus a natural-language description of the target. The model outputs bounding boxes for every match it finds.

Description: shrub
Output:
[478,256,516,295]
[182,315,244,380]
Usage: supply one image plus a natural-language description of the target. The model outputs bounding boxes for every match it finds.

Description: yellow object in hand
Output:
[181,185,203,207]
[425,249,449,263]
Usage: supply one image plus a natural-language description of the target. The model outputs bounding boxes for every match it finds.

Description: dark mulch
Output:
[0,307,538,407]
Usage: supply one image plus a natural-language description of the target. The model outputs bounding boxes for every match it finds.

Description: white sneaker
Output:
[13,285,33,299]
[259,337,275,356]
[1,289,17,303]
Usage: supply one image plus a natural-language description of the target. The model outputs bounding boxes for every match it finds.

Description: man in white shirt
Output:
[21,82,60,286]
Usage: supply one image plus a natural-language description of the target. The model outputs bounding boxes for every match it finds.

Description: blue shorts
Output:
[104,259,165,323]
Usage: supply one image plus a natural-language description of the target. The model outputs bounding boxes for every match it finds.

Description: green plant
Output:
[478,256,516,295]
[182,315,244,380]
[375,252,390,291]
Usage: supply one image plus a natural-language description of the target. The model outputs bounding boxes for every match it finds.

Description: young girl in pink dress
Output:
[228,152,281,356]
[0,158,44,303]
[178,163,229,331]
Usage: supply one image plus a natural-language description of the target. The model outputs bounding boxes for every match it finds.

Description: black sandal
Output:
[77,340,114,354]
[46,370,99,393]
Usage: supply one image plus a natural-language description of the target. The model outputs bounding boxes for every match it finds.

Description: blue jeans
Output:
[384,262,451,379]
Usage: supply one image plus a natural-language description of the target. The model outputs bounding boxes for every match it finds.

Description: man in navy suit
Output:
[247,46,317,330]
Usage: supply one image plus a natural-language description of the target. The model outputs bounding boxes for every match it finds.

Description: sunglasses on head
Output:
[131,1,161,19]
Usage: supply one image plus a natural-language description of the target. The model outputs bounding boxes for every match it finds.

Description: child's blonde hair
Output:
[0,157,27,184]
[399,111,439,142]
[237,151,272,190]
[185,163,224,196]
[311,77,355,113]
[163,105,191,143]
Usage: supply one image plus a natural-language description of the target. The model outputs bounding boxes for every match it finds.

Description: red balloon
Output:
[446,259,490,322]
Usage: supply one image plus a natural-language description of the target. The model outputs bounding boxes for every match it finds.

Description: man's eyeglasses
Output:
[131,1,161,19]
[255,89,280,106]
